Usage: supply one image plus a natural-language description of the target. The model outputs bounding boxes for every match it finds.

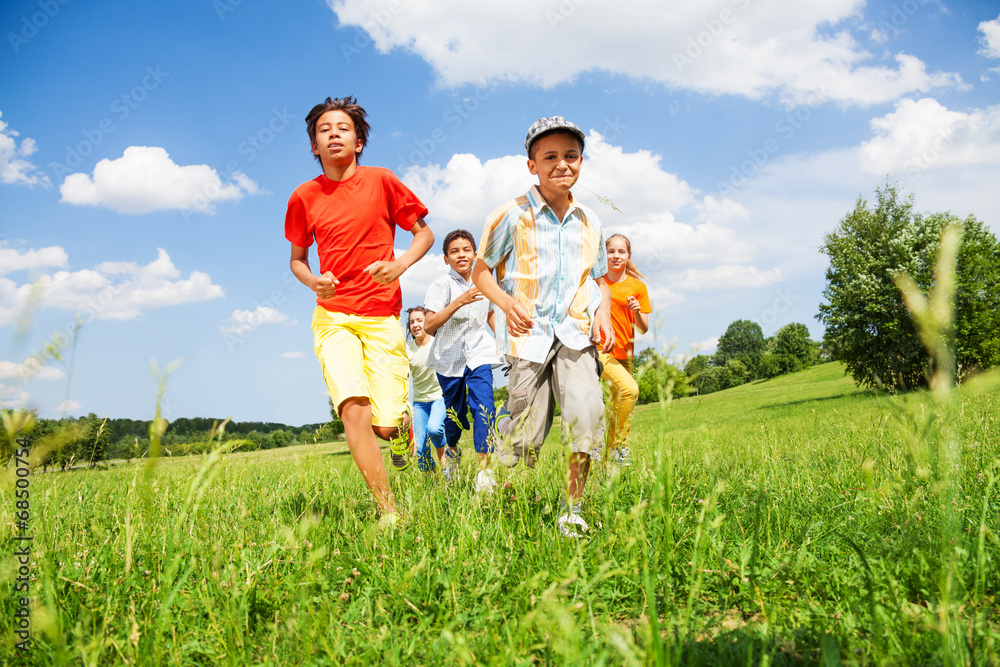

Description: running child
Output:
[405,307,446,472]
[285,96,434,520]
[471,116,615,536]
[423,230,501,492]
[600,233,651,467]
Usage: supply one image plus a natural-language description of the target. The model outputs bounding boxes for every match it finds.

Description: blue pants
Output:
[413,399,445,472]
[437,364,496,454]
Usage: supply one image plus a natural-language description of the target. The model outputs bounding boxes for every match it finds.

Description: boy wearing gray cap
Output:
[471,116,615,537]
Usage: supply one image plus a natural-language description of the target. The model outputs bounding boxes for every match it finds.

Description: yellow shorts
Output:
[311,307,409,428]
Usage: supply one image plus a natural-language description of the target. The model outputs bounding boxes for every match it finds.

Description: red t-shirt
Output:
[607,275,651,360]
[284,166,428,317]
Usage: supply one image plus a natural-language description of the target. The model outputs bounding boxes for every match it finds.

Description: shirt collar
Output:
[447,266,471,285]
[527,185,585,225]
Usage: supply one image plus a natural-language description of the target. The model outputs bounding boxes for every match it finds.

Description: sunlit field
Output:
[2,362,998,665]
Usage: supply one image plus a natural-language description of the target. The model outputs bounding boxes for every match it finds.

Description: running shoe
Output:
[389,415,412,471]
[557,502,588,538]
[474,468,497,494]
[442,446,461,481]
[609,446,632,468]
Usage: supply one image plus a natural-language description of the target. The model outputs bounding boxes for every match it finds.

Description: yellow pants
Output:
[599,353,637,454]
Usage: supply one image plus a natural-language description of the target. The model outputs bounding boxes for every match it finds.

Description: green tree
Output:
[713,320,765,379]
[774,322,815,368]
[632,348,690,403]
[817,182,1000,389]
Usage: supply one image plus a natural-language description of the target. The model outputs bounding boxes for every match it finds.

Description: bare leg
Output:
[477,452,491,469]
[566,452,591,505]
[341,397,395,515]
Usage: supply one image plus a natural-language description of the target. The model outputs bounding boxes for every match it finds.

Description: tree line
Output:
[0,413,331,469]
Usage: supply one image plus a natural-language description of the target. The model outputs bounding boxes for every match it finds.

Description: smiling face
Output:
[408,310,426,341]
[527,131,583,201]
[606,236,630,275]
[311,110,363,169]
[444,236,476,278]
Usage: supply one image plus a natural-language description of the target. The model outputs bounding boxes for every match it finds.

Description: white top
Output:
[424,267,500,377]
[407,339,443,402]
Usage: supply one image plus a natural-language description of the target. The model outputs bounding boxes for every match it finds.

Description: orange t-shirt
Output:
[284,166,428,317]
[607,275,651,360]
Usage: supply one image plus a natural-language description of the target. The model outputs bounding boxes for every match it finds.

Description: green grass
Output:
[2,362,998,665]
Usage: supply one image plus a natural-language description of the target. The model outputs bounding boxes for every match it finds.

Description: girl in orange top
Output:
[600,234,651,466]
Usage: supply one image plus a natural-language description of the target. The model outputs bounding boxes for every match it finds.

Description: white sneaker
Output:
[474,469,497,494]
[557,504,588,538]
[609,447,632,467]
[442,446,461,481]
[492,416,520,468]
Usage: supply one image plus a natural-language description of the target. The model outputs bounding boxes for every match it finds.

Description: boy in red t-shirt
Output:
[285,96,434,521]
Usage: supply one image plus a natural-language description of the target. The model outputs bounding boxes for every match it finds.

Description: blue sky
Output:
[2,0,999,426]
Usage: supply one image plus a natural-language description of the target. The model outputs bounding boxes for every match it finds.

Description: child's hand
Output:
[627,296,642,313]
[455,287,484,307]
[314,271,340,299]
[365,260,404,285]
[592,311,616,353]
[505,299,533,336]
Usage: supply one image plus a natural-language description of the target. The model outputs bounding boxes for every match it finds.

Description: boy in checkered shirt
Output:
[423,229,501,493]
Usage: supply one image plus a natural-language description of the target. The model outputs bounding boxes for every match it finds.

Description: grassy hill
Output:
[2,362,997,665]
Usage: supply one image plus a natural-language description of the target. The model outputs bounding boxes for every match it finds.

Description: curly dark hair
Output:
[442,229,476,255]
[305,96,371,165]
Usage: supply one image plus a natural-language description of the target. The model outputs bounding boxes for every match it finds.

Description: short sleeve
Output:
[424,277,450,313]
[380,169,428,232]
[637,279,652,313]
[589,231,608,280]
[284,192,313,248]
[478,202,516,268]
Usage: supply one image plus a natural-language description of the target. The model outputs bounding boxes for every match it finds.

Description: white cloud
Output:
[693,337,720,355]
[979,15,1000,59]
[400,132,780,309]
[859,98,1000,176]
[398,251,448,303]
[0,384,29,407]
[220,306,295,335]
[0,244,69,275]
[327,0,960,106]
[59,146,261,215]
[0,248,225,326]
[0,359,65,382]
[0,111,50,187]
[280,351,305,359]
[670,265,783,291]
[55,399,82,413]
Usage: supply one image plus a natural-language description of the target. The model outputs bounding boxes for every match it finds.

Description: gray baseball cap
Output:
[524,116,586,155]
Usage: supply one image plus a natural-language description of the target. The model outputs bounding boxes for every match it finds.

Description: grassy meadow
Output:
[2,361,999,665]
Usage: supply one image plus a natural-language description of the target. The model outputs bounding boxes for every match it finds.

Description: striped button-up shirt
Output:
[478,186,607,363]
